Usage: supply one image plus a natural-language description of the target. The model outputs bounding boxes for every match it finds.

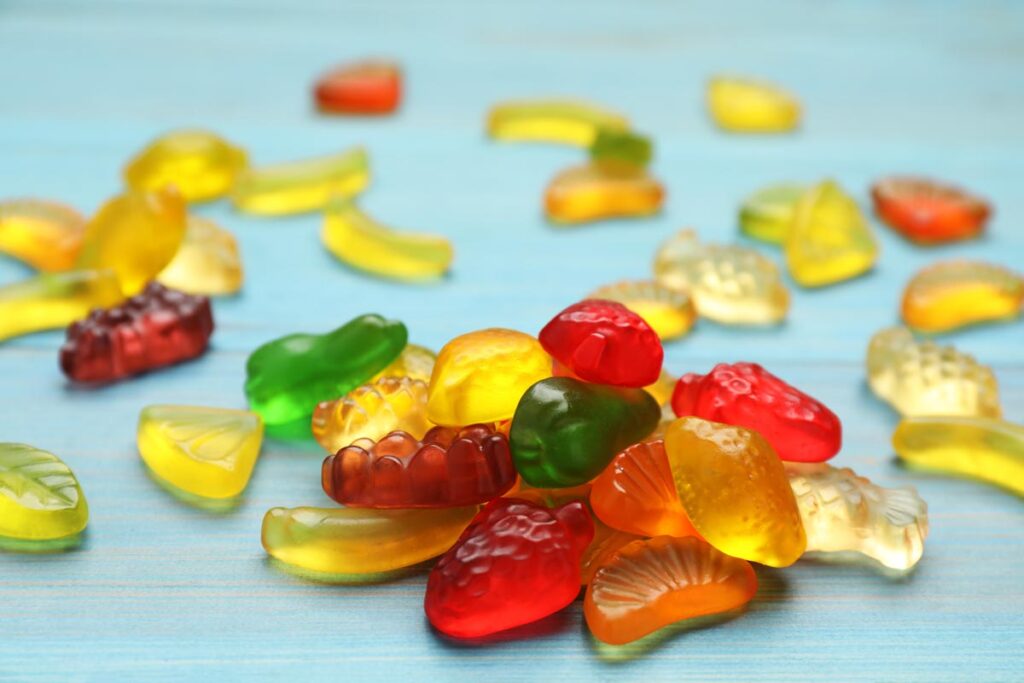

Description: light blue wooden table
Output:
[1,1,1022,680]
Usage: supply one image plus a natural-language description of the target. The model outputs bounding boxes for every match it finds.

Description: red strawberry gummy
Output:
[671,362,841,463]
[424,497,594,638]
[538,299,663,387]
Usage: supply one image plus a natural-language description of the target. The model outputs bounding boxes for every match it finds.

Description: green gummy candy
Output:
[589,129,653,167]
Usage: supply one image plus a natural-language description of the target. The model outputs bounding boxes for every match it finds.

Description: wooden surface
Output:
[1,1,1023,680]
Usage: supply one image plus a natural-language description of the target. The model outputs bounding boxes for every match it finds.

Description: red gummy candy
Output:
[59,282,213,383]
[538,299,663,387]
[870,176,991,244]
[671,362,841,463]
[322,424,516,508]
[425,497,594,638]
[314,60,402,115]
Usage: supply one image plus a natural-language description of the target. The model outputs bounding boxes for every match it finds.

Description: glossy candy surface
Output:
[123,129,248,203]
[738,183,806,244]
[871,176,991,243]
[579,520,642,585]
[0,269,123,342]
[314,60,401,115]
[867,327,1001,418]
[323,424,515,508]
[373,343,436,383]
[137,405,264,500]
[231,147,370,216]
[707,77,801,133]
[424,498,594,638]
[486,99,629,147]
[510,377,660,488]
[60,282,213,383]
[587,280,696,341]
[672,362,841,463]
[664,417,806,567]
[901,260,1023,333]
[654,229,790,325]
[157,216,243,296]
[426,328,550,426]
[544,161,664,224]
[585,536,757,644]
[312,376,432,453]
[589,129,653,167]
[0,198,86,271]
[0,443,88,543]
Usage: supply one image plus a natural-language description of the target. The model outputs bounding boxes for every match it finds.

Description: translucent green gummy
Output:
[589,129,653,167]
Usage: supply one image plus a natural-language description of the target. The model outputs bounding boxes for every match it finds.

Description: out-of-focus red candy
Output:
[870,176,991,244]
[314,60,401,115]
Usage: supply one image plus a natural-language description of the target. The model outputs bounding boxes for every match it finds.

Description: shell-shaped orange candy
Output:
[579,518,640,585]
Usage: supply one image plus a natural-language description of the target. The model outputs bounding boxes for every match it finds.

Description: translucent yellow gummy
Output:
[123,129,249,203]
[707,77,801,133]
[645,369,677,407]
[427,328,551,426]
[231,147,370,216]
[486,99,630,147]
[137,405,264,501]
[893,416,1024,497]
[544,161,664,225]
[589,280,696,341]
[786,462,928,571]
[322,199,453,281]
[157,216,243,296]
[0,443,88,542]
[0,199,86,272]
[786,180,878,287]
[867,327,1001,419]
[372,343,436,383]
[653,229,790,325]
[75,187,187,295]
[0,269,123,342]
[312,376,432,453]
[261,505,477,576]
[901,260,1023,333]
[738,183,806,244]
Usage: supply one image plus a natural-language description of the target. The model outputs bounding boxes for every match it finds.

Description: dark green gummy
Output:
[588,129,653,167]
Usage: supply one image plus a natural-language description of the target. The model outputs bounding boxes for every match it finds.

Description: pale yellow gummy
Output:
[707,77,801,133]
[487,99,629,147]
[123,129,249,203]
[589,280,696,341]
[158,216,244,296]
[312,376,433,454]
[0,269,124,342]
[0,443,88,541]
[231,147,370,216]
[372,343,436,383]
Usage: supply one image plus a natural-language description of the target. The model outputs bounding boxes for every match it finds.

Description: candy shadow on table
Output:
[585,608,749,663]
[138,459,248,515]
[798,552,921,582]
[0,531,87,554]
[264,556,430,586]
[427,609,575,649]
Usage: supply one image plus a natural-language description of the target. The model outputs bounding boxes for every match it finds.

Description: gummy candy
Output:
[157,216,243,296]
[893,416,1024,497]
[0,198,86,271]
[672,362,842,463]
[262,505,477,577]
[664,417,806,567]
[60,282,213,383]
[786,462,928,571]
[579,519,642,585]
[231,147,370,216]
[644,369,677,406]
[137,405,264,500]
[707,76,801,133]
[738,183,805,244]
[653,230,790,325]
[424,498,594,638]
[871,176,991,244]
[584,536,757,644]
[539,299,663,387]
[867,327,1001,418]
[486,99,629,147]
[510,377,660,488]
[322,424,515,508]
[511,482,593,509]
[901,260,1023,333]
[322,199,453,281]
[786,180,878,287]
[312,376,432,453]
[314,60,402,115]
[590,439,696,538]
[75,187,187,295]
[426,328,550,427]
[372,343,436,383]
[0,443,88,544]
[587,280,696,341]
[544,161,664,224]
[245,314,407,437]
[0,269,123,342]
[123,129,248,203]
[589,129,652,167]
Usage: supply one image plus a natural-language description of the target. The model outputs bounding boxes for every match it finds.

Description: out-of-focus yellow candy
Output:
[738,183,806,244]
[544,161,664,225]
[654,229,790,325]
[372,343,436,383]
[123,129,248,203]
[427,328,551,426]
[0,443,88,546]
[644,369,677,407]
[486,99,629,147]
[588,280,696,341]
[707,76,801,133]
[312,376,432,453]
[786,180,878,287]
[0,269,123,342]
[322,199,453,281]
[157,216,243,296]
[0,199,86,272]
[231,147,370,216]
[901,260,1023,333]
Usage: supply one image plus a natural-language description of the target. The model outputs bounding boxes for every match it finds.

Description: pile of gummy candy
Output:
[1,63,1023,646]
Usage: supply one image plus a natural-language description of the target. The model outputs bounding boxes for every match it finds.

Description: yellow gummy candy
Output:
[738,183,806,244]
[893,416,1024,497]
[312,376,433,454]
[123,129,249,203]
[322,199,453,281]
[372,343,436,383]
[0,198,86,272]
[786,462,928,572]
[588,280,696,341]
[544,161,664,225]
[644,369,677,407]
[486,99,629,147]
[157,216,244,296]
[427,328,551,426]
[786,180,878,287]
[867,327,1001,419]
[0,269,123,342]
[901,260,1023,333]
[707,76,801,133]
[231,147,370,216]
[0,443,88,544]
